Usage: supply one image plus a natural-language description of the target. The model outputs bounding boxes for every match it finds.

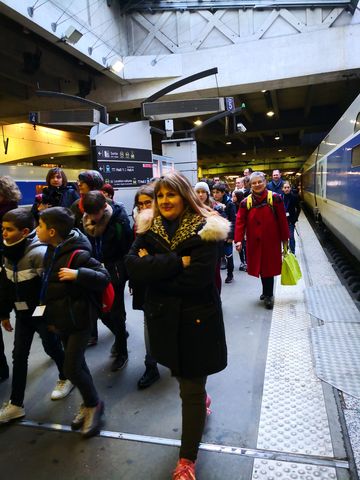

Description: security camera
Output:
[237,122,247,133]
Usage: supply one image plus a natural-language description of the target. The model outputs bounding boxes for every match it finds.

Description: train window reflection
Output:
[352,144,360,167]
[355,112,360,133]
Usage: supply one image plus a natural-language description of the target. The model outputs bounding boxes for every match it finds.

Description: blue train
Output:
[301,93,360,260]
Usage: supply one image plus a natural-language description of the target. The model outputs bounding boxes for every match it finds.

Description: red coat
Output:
[234,190,289,278]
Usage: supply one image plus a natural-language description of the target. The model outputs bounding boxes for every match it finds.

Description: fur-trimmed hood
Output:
[136,208,230,248]
[198,212,230,242]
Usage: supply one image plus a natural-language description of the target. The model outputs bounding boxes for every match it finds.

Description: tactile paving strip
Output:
[252,257,335,478]
[311,323,360,398]
[252,460,337,479]
[304,285,360,323]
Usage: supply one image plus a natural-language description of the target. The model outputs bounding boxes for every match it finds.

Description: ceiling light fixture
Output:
[274,133,280,140]
[102,51,124,73]
[61,26,83,45]
[226,141,232,145]
[278,148,283,152]
[241,152,246,155]
[194,119,203,126]
[264,90,275,118]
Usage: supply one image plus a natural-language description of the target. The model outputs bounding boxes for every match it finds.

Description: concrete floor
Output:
[0,214,354,479]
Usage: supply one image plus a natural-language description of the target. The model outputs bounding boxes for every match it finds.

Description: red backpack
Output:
[66,250,115,313]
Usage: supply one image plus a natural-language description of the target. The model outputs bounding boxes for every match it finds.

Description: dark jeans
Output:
[0,327,9,376]
[177,376,207,462]
[261,276,274,297]
[224,242,234,276]
[62,328,99,407]
[289,222,296,254]
[98,263,128,357]
[239,239,246,264]
[11,315,65,406]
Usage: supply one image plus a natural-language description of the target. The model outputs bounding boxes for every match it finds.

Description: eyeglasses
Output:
[137,200,153,208]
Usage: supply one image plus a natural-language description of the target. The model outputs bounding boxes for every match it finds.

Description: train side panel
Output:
[301,93,360,261]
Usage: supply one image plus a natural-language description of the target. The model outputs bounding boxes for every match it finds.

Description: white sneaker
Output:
[0,401,25,423]
[51,379,74,400]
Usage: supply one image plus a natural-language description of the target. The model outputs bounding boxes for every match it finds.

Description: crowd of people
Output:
[0,166,300,480]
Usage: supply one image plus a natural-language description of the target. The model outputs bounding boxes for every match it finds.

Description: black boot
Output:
[264,296,274,309]
[137,366,160,389]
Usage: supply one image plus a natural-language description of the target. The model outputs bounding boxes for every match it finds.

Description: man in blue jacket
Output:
[267,169,285,194]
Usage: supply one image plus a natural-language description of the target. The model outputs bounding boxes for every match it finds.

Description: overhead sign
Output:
[225,97,235,111]
[94,145,153,188]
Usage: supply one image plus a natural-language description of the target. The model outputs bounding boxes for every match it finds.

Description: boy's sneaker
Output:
[137,366,160,389]
[81,400,104,438]
[225,274,233,284]
[111,355,128,372]
[0,401,25,423]
[206,394,212,417]
[51,379,74,400]
[173,458,196,480]
[71,404,86,430]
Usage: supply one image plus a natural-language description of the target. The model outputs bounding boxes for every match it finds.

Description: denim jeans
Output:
[288,222,296,254]
[11,315,65,406]
[223,241,234,276]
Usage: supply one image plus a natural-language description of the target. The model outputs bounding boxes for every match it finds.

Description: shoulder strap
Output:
[246,195,253,210]
[66,249,82,268]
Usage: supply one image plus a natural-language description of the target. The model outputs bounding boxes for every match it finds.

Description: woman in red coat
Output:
[234,171,289,309]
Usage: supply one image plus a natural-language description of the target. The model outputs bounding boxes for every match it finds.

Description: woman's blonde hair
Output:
[0,176,22,203]
[136,171,212,233]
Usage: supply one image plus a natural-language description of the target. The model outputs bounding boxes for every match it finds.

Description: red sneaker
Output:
[173,458,196,480]
[206,394,212,417]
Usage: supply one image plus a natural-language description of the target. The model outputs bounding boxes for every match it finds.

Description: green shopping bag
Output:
[281,244,302,285]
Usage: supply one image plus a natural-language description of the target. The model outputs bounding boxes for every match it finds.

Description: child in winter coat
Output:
[0,208,71,425]
[82,191,133,372]
[37,207,110,438]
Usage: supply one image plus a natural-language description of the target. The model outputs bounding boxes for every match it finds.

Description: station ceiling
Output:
[0,11,359,176]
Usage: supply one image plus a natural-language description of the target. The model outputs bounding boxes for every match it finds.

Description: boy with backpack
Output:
[82,191,133,372]
[0,208,72,424]
[36,207,110,437]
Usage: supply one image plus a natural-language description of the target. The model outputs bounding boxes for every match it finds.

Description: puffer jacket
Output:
[43,229,110,333]
[125,210,230,378]
[0,231,46,320]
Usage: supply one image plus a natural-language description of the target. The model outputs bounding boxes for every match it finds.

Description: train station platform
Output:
[0,212,359,480]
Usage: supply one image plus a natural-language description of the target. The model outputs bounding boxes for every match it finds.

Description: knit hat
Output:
[78,170,104,190]
[101,183,114,198]
[194,181,210,195]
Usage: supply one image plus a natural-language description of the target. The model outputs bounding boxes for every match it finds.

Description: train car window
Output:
[352,144,360,167]
[355,112,360,133]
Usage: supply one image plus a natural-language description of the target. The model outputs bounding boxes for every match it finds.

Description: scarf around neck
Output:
[83,203,113,237]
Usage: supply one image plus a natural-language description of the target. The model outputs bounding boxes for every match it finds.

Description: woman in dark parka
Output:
[125,171,229,480]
